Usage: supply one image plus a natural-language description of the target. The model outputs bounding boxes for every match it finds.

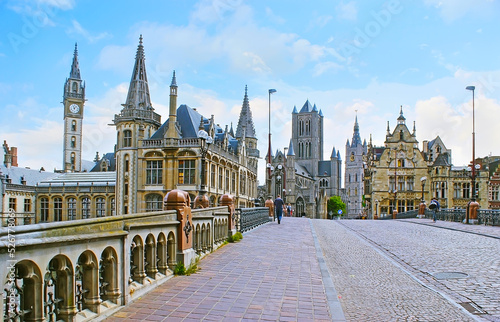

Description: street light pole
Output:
[420,176,427,201]
[267,89,277,197]
[196,129,212,208]
[466,86,476,200]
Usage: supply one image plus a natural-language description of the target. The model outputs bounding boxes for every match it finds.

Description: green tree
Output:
[327,196,346,218]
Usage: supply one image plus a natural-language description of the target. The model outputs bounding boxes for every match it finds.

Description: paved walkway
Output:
[105,217,337,321]
[105,218,499,322]
[313,218,499,322]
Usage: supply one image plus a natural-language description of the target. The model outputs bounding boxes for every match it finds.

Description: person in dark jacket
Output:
[430,198,440,222]
[274,195,284,224]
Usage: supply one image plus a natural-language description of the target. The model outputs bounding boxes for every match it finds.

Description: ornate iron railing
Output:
[386,208,500,226]
[235,207,270,232]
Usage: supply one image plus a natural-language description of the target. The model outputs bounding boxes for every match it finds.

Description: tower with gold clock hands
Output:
[62,44,86,172]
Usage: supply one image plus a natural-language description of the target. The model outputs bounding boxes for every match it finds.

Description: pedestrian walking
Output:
[286,203,292,217]
[430,198,440,222]
[274,195,284,224]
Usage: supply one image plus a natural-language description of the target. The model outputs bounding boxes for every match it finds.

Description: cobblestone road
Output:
[313,219,499,322]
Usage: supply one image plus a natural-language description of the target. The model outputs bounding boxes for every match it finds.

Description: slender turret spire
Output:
[70,43,81,79]
[124,35,153,110]
[351,113,362,147]
[235,85,256,138]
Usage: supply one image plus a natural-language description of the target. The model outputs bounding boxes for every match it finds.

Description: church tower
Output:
[113,35,161,215]
[63,43,85,172]
[345,114,367,218]
[291,100,323,176]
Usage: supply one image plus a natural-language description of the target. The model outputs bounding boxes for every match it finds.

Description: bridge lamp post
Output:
[197,129,213,207]
[267,89,277,197]
[420,176,427,201]
[466,85,477,201]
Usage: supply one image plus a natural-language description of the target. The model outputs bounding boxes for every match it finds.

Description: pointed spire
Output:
[319,109,323,117]
[351,113,362,147]
[229,122,235,137]
[412,120,416,136]
[292,105,298,114]
[70,43,81,79]
[312,104,318,112]
[387,121,390,135]
[331,146,337,158]
[235,85,256,138]
[300,100,313,113]
[397,105,406,124]
[287,139,295,156]
[171,70,177,87]
[124,35,153,110]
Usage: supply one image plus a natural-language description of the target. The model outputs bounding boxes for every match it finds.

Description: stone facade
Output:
[114,36,259,215]
[364,108,489,218]
[266,101,342,219]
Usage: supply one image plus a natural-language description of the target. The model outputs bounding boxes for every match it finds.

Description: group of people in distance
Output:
[273,195,292,224]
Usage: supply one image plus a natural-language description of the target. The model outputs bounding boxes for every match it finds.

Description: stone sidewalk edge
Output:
[398,219,500,240]
[309,219,347,322]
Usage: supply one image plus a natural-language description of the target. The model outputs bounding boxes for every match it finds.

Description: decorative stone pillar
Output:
[164,190,195,266]
[418,201,426,219]
[219,194,236,236]
[265,197,274,221]
[193,194,209,208]
[79,253,101,314]
[467,200,479,224]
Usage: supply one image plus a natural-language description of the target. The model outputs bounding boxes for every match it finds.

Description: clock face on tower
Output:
[69,104,80,113]
[350,154,355,162]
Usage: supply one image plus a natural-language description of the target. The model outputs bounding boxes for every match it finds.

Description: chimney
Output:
[422,140,428,154]
[11,147,18,167]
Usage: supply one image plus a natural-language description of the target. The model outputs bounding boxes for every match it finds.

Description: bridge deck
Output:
[104,217,499,322]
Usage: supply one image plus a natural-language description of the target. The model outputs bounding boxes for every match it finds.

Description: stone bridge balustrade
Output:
[0,191,242,322]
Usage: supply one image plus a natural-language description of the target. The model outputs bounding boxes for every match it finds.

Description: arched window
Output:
[146,194,163,212]
[54,198,62,221]
[71,136,76,148]
[146,160,163,185]
[72,82,77,93]
[70,153,75,166]
[110,198,116,216]
[123,130,132,147]
[96,198,106,217]
[40,198,49,222]
[71,120,77,131]
[67,198,76,220]
[82,197,91,219]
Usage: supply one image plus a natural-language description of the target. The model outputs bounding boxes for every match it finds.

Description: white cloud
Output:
[265,7,285,25]
[313,61,343,76]
[415,95,500,166]
[336,1,358,21]
[66,20,111,43]
[423,0,497,22]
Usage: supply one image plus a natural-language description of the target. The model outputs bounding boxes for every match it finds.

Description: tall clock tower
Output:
[63,43,85,172]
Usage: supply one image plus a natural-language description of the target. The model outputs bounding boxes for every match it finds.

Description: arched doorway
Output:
[296,197,305,217]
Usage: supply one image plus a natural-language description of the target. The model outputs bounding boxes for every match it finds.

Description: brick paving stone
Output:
[313,219,499,322]
[105,218,333,321]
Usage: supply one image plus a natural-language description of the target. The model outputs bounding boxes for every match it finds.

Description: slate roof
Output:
[151,104,241,153]
[90,152,116,172]
[318,161,331,177]
[0,165,60,186]
[38,172,116,187]
[299,100,314,113]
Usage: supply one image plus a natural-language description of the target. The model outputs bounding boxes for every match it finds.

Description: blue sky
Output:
[1,0,500,185]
